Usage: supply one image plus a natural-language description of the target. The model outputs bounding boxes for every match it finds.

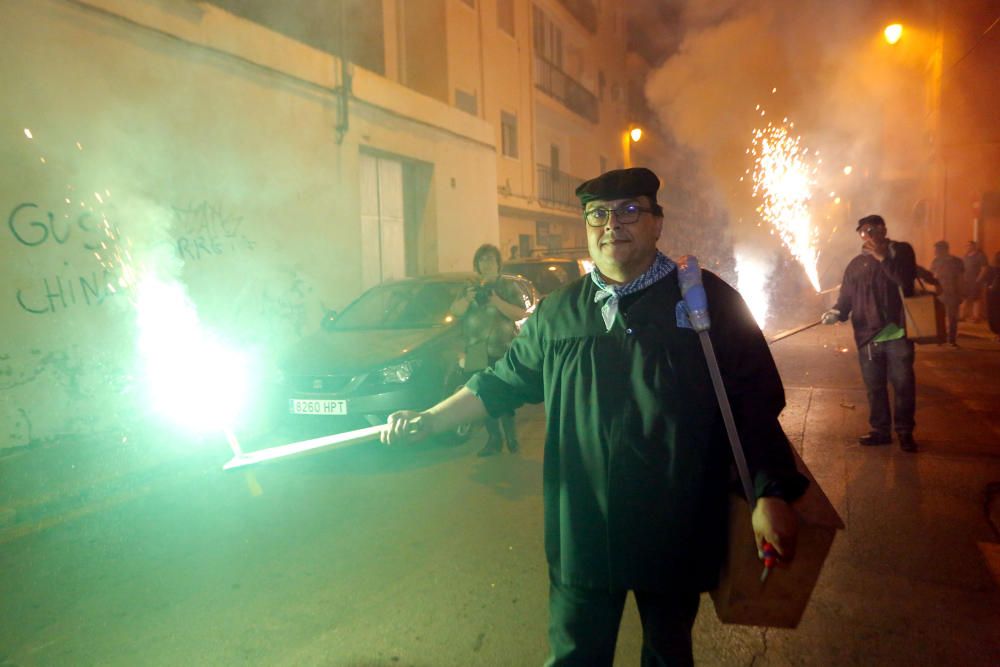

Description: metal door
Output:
[360,153,406,290]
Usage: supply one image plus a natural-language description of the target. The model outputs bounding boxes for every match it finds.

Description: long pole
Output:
[697,332,757,509]
[767,319,822,345]
[223,424,386,471]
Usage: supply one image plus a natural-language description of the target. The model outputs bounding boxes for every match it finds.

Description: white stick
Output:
[222,424,387,470]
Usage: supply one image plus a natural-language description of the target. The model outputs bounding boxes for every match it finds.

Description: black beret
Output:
[575,167,660,207]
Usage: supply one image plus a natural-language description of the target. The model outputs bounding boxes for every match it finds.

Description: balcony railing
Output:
[534,56,599,123]
[555,0,597,33]
[537,164,586,209]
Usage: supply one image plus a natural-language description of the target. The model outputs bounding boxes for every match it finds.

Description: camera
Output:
[473,283,494,306]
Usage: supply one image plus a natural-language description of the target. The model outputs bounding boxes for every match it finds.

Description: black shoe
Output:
[858,432,892,446]
[898,433,918,452]
[506,438,520,454]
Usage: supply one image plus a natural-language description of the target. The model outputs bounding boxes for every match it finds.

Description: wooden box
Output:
[710,449,844,628]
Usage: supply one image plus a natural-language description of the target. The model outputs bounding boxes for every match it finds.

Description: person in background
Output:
[386,168,807,665]
[822,214,918,452]
[961,240,989,322]
[988,250,1000,342]
[930,240,965,347]
[450,243,527,456]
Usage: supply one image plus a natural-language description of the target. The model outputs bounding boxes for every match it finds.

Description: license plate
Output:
[289,399,347,415]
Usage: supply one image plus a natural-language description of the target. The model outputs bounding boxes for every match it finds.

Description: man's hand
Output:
[821,308,840,325]
[752,496,800,562]
[381,410,434,446]
[862,237,889,261]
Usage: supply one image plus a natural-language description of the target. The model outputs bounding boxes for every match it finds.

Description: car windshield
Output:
[332,281,464,330]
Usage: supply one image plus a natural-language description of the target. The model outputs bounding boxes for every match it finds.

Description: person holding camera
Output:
[450,243,527,456]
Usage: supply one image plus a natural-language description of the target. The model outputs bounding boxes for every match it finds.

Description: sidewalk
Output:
[749,318,1000,664]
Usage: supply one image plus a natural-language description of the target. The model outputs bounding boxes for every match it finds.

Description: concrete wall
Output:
[0,0,498,448]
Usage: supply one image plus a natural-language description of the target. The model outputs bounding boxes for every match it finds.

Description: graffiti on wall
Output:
[173,200,256,261]
[7,199,256,315]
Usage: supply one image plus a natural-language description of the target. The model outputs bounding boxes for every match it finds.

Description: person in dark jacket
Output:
[988,250,1000,341]
[383,168,808,666]
[930,240,964,346]
[822,214,918,451]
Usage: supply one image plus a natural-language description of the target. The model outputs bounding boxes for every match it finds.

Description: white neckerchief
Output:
[590,251,677,331]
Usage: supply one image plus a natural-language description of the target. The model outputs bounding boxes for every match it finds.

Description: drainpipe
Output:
[335,0,353,145]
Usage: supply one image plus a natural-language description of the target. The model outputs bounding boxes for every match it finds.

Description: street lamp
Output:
[623,124,643,168]
[884,23,903,45]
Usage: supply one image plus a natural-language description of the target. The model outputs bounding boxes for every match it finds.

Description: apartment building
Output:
[433,0,677,258]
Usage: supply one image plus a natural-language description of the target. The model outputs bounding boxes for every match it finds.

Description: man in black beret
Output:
[383,167,807,665]
[822,214,919,451]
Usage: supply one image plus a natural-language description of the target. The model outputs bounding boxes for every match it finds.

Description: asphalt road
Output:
[1,323,999,666]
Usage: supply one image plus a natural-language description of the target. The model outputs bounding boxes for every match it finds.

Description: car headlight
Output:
[379,360,420,384]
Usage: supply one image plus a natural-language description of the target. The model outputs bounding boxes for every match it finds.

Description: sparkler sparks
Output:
[749,112,822,292]
[735,251,770,329]
[135,275,249,432]
[85,196,249,434]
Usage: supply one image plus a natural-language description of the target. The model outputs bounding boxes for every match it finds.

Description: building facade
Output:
[0,0,676,449]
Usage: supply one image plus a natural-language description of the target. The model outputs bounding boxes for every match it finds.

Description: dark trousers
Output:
[942,298,960,344]
[545,575,700,667]
[858,338,916,436]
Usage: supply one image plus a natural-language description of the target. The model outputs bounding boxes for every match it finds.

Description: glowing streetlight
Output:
[884,23,903,45]
[622,125,644,168]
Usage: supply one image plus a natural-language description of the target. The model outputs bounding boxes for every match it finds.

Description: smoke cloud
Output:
[645,0,933,293]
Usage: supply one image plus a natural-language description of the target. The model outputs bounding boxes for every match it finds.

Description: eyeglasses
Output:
[584,202,654,227]
[857,225,881,237]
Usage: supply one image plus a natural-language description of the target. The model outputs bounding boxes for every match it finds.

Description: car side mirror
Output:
[321,309,338,331]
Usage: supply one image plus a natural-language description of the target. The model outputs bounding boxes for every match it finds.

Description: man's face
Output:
[858,222,887,243]
[585,196,663,278]
[934,245,947,257]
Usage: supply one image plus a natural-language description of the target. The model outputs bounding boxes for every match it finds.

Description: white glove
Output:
[821,309,841,325]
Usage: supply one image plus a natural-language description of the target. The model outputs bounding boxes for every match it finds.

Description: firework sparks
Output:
[85,196,248,433]
[735,250,769,329]
[749,112,821,292]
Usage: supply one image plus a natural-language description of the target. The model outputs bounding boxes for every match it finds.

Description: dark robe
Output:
[468,269,807,593]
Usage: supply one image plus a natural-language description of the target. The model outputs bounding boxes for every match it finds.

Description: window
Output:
[497,0,515,35]
[455,89,478,115]
[532,4,562,66]
[501,111,518,157]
